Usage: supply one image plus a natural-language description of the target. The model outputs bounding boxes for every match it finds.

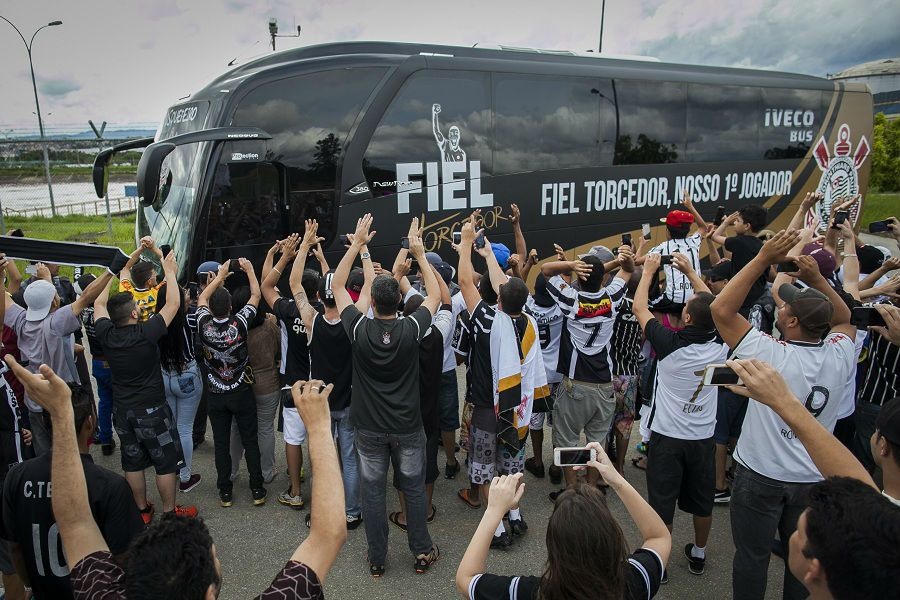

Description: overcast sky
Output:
[1,0,897,132]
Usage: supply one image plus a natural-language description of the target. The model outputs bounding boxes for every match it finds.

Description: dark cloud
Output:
[37,76,80,97]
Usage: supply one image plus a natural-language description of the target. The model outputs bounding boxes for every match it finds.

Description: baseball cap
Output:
[857,244,889,275]
[74,273,96,296]
[196,261,220,276]
[347,268,364,303]
[577,245,615,262]
[875,397,900,446]
[23,280,57,322]
[702,261,734,282]
[424,251,456,283]
[777,283,833,337]
[801,243,837,278]
[660,210,694,228]
[491,243,511,270]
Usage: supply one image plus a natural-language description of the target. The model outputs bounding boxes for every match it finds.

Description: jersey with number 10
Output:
[547,276,627,383]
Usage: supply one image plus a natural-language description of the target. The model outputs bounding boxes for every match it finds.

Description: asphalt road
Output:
[87,371,790,600]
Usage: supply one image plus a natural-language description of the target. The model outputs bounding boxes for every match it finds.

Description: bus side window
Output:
[687,84,760,162]
[613,80,686,165]
[206,162,283,252]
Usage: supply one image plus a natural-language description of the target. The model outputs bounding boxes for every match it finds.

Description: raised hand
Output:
[643,252,662,273]
[758,229,801,265]
[870,304,900,346]
[238,257,254,273]
[353,213,376,246]
[509,203,521,226]
[724,358,792,411]
[4,358,72,417]
[584,441,625,488]
[486,473,525,515]
[791,254,824,285]
[291,379,333,432]
[554,243,567,262]
[162,248,178,274]
[671,252,693,275]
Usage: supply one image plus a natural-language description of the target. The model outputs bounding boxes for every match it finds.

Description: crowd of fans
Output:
[0,191,898,600]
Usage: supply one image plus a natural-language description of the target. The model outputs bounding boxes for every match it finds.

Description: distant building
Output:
[829,58,900,119]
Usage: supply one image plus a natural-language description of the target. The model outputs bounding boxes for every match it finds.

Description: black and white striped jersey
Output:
[524,297,563,385]
[649,234,702,305]
[857,329,899,407]
[611,297,643,377]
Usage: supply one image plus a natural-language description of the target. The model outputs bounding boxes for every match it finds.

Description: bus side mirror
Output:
[93,137,155,199]
[136,142,177,207]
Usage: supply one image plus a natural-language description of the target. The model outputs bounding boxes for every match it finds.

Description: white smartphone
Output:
[642,223,651,240]
[702,364,742,386]
[553,447,597,467]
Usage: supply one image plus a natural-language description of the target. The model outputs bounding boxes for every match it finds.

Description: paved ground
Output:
[86,375,789,600]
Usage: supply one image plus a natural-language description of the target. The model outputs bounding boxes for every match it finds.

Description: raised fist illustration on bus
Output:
[432,102,466,164]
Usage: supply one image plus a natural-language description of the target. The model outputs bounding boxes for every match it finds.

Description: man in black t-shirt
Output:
[94,251,195,523]
[196,258,266,508]
[710,204,769,312]
[332,214,441,576]
[0,384,143,599]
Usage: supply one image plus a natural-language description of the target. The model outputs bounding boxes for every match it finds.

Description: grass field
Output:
[862,192,899,224]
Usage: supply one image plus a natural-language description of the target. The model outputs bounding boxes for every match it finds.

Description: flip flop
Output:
[457,488,481,509]
[389,511,408,532]
[631,456,648,471]
[427,505,437,523]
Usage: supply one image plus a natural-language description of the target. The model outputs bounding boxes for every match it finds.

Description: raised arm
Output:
[792,255,853,334]
[787,192,819,231]
[261,240,281,284]
[672,252,711,295]
[837,222,861,301]
[409,235,440,314]
[712,228,800,348]
[509,203,527,260]
[120,237,150,282]
[5,359,109,566]
[681,191,709,233]
[432,103,444,144]
[711,211,737,246]
[859,257,900,291]
[289,380,347,583]
[541,260,592,281]
[263,234,297,310]
[198,262,230,309]
[239,258,261,309]
[0,255,7,331]
[3,256,22,295]
[331,214,374,315]
[474,235,507,295]
[156,252,181,326]
[355,242,376,314]
[702,224,723,264]
[634,252,659,333]
[311,243,330,274]
[457,215,481,315]
[726,359,875,488]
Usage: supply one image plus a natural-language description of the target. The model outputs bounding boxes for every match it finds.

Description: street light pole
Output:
[598,0,606,53]
[1,16,62,217]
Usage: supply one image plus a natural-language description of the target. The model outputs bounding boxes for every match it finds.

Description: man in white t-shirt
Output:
[711,229,856,600]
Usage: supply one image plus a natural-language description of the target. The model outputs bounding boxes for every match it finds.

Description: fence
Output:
[0,133,147,251]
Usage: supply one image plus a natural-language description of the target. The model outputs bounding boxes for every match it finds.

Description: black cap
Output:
[876,397,900,446]
[702,261,734,282]
[777,284,833,337]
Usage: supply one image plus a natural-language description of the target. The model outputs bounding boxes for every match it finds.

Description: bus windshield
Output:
[139,101,212,274]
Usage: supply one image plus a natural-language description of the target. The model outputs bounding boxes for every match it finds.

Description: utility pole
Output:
[0,16,63,216]
[89,120,112,237]
[598,0,606,53]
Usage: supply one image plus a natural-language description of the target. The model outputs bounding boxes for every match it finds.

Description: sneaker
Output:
[444,460,460,479]
[172,504,198,518]
[346,514,363,530]
[139,502,155,525]
[101,439,116,456]
[219,490,233,507]
[414,546,440,573]
[548,464,562,485]
[278,489,304,510]
[507,515,528,537]
[524,457,545,478]
[548,488,567,502]
[490,532,513,549]
[661,570,669,585]
[684,544,706,576]
[264,470,278,485]
[252,487,268,506]
[179,474,202,493]
[714,488,731,504]
[635,441,648,455]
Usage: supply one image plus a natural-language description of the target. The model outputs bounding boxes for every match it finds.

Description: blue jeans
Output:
[356,428,432,563]
[92,359,114,444]
[163,362,203,483]
[331,409,361,517]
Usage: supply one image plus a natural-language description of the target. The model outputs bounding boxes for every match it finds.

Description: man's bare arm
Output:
[198,263,230,309]
[157,252,181,326]
[71,271,114,315]
[332,214,374,315]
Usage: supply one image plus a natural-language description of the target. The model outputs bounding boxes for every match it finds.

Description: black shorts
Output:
[114,404,184,475]
[646,432,715,523]
[714,387,749,444]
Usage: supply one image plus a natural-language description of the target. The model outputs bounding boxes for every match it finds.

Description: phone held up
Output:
[850,306,887,329]
[702,364,742,386]
[450,231,485,248]
[831,210,850,229]
[659,254,674,266]
[868,220,891,234]
[228,258,241,272]
[641,223,651,241]
[553,447,597,468]
[621,233,633,247]
[777,260,799,273]
[713,206,726,226]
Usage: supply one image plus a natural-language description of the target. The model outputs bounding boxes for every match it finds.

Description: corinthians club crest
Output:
[808,124,869,231]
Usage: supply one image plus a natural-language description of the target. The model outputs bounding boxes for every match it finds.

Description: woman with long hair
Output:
[456,442,671,600]
[156,283,203,492]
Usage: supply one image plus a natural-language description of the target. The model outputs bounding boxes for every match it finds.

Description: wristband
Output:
[271,267,282,275]
[360,252,371,260]
[841,253,857,258]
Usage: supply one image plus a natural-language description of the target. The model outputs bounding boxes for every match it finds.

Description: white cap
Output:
[23,280,57,322]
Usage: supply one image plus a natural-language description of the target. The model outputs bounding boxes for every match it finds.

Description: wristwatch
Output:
[360,252,371,260]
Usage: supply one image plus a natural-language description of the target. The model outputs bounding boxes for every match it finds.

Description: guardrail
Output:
[2,195,138,218]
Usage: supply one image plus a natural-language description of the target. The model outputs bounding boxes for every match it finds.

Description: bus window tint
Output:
[363,70,491,192]
[206,162,282,250]
[493,75,614,174]
[759,88,824,159]
[231,68,387,191]
[613,80,685,165]
[687,84,760,162]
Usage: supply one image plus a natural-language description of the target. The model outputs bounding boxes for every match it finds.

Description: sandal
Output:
[389,511,408,532]
[631,456,648,471]
[369,562,385,578]
[427,505,437,523]
[414,545,440,574]
[457,488,481,509]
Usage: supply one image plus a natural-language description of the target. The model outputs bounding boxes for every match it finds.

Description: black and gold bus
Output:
[93,41,873,278]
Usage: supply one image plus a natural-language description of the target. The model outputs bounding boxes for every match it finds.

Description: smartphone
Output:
[831,210,850,229]
[702,364,743,386]
[622,233,633,247]
[339,234,351,246]
[25,264,37,276]
[401,237,410,250]
[9,228,23,237]
[850,306,887,329]
[160,244,172,258]
[641,223,651,240]
[474,232,486,249]
[777,260,799,273]
[553,447,597,467]
[713,206,726,226]
[228,258,241,272]
[660,255,674,266]
[452,231,462,245]
[868,220,890,234]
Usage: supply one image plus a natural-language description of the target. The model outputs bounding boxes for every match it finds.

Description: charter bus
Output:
[92,41,873,280]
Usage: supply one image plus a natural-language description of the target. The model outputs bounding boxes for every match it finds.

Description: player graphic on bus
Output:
[432,103,466,163]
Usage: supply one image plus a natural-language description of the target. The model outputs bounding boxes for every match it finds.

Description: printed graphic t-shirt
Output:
[196,304,257,394]
[118,279,166,322]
